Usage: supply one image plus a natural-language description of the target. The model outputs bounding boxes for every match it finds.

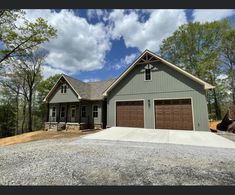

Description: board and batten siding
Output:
[107,62,209,131]
[48,81,79,103]
[80,100,103,125]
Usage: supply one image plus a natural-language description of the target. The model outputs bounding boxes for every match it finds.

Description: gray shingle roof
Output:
[63,74,115,100]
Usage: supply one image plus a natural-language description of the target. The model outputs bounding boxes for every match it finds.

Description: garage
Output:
[154,99,193,130]
[116,101,144,128]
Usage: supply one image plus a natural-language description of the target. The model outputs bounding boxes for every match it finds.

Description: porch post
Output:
[66,103,69,123]
[46,103,49,122]
[78,102,81,123]
[58,103,61,123]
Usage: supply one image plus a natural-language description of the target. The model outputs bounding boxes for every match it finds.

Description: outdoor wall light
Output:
[148,99,151,107]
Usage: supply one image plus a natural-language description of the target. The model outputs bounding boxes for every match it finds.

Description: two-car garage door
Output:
[116,98,193,130]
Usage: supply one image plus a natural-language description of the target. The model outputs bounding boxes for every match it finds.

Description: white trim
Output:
[144,67,152,82]
[92,104,99,119]
[114,99,145,128]
[43,74,81,102]
[103,50,214,96]
[152,97,195,131]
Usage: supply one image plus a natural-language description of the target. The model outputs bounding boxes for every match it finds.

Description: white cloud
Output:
[108,9,187,52]
[193,9,235,23]
[42,65,67,79]
[114,53,138,70]
[86,9,109,21]
[83,78,100,83]
[23,10,111,75]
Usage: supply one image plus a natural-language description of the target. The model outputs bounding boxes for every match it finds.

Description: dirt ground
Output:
[209,121,221,129]
[0,129,100,147]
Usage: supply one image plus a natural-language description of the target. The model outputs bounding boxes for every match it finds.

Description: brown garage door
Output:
[155,99,193,130]
[116,101,144,128]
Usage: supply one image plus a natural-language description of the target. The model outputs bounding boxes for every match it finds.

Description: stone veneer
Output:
[45,122,103,131]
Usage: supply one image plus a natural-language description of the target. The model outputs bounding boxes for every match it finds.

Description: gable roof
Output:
[103,49,214,96]
[43,74,116,102]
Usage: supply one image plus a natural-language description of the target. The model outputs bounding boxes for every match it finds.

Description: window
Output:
[81,106,86,117]
[93,105,98,118]
[61,106,65,118]
[61,84,67,93]
[52,107,56,117]
[145,68,151,81]
[71,106,76,118]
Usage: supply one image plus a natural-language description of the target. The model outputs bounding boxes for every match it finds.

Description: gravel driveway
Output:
[0,137,235,185]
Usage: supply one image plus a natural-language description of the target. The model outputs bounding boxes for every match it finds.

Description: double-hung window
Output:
[93,105,98,118]
[52,107,56,117]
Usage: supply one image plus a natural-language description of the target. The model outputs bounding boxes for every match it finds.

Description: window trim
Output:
[81,105,87,118]
[92,105,98,118]
[52,106,56,117]
[144,68,152,81]
[61,84,67,94]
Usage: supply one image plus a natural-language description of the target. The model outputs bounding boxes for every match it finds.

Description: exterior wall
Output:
[47,101,103,128]
[107,62,209,131]
[80,100,103,127]
[49,80,79,103]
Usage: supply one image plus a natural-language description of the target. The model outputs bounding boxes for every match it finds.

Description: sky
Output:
[10,9,235,82]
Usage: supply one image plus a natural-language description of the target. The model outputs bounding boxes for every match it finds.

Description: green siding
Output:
[80,101,102,124]
[49,81,79,103]
[107,62,209,131]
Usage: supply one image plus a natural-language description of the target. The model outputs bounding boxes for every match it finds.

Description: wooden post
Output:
[47,103,49,122]
[66,103,69,123]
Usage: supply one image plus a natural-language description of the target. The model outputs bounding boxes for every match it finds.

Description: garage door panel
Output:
[155,99,193,130]
[116,101,144,128]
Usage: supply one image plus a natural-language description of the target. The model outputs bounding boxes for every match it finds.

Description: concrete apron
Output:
[83,127,235,149]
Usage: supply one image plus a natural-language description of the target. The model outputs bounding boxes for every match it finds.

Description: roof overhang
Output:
[43,74,82,103]
[103,49,215,96]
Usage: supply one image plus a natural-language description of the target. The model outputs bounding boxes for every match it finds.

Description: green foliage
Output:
[0,10,57,64]
[0,88,16,137]
[160,20,233,120]
[37,74,61,101]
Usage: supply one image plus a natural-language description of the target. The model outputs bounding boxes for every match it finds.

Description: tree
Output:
[160,20,231,120]
[37,74,61,125]
[221,29,235,104]
[11,50,46,132]
[0,10,57,64]
[0,87,16,137]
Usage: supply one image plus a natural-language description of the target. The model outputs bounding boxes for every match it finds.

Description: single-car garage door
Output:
[155,99,193,130]
[116,101,144,128]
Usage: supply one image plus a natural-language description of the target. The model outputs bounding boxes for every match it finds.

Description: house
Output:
[44,49,214,131]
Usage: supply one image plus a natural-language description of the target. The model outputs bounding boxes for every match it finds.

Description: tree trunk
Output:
[212,88,222,120]
[15,88,19,135]
[28,90,33,132]
[21,96,27,134]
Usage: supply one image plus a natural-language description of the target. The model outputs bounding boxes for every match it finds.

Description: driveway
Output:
[0,138,235,185]
[83,127,235,149]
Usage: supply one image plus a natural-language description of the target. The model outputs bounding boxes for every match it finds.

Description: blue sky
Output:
[6,9,235,81]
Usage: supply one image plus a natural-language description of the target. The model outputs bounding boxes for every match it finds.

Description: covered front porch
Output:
[45,101,104,131]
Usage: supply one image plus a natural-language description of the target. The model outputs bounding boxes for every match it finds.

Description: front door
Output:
[71,106,76,122]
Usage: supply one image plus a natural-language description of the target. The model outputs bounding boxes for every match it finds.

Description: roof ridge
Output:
[87,78,116,84]
[62,74,88,84]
